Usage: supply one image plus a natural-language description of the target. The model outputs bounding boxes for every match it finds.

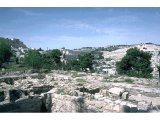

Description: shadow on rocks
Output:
[74,96,101,113]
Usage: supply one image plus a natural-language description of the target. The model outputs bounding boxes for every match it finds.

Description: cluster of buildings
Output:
[11,46,28,63]
[93,58,117,75]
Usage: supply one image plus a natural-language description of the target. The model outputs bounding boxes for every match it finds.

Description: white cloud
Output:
[12,8,52,16]
[103,15,142,24]
[94,8,114,13]
[50,14,142,36]
[58,20,139,37]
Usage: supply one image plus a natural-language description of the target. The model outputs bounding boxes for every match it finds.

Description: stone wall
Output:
[0,92,52,112]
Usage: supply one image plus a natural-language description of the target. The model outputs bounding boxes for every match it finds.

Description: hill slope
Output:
[0,37,27,49]
[102,43,160,78]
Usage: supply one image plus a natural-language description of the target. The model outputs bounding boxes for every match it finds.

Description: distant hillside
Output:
[102,43,160,60]
[0,37,27,49]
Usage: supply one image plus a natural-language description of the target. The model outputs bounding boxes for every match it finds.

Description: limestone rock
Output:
[45,75,54,81]
[113,105,120,112]
[114,99,122,104]
[109,87,125,98]
[94,93,103,100]
[104,98,113,104]
[121,92,129,100]
[137,101,153,112]
[30,73,45,79]
[69,90,78,96]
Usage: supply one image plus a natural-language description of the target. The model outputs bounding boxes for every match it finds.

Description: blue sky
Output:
[0,8,160,49]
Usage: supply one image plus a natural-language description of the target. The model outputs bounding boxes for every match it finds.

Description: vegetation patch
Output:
[76,78,86,83]
[102,78,111,82]
[113,79,119,82]
[102,75,121,82]
[105,58,113,61]
[56,88,65,95]
[72,72,78,78]
[3,64,28,72]
[124,78,134,84]
[72,72,86,78]
[76,83,84,86]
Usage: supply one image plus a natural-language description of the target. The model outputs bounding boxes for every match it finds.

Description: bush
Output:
[0,39,12,67]
[78,53,94,72]
[76,78,86,83]
[124,78,134,84]
[41,53,53,70]
[116,47,153,78]
[68,59,81,71]
[64,53,95,72]
[49,49,62,65]
[45,49,62,70]
[24,50,44,69]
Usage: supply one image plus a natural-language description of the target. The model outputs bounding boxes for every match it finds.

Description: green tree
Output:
[79,53,94,72]
[24,50,43,69]
[116,47,153,78]
[41,53,53,70]
[37,49,62,70]
[69,59,81,71]
[61,58,81,71]
[50,49,62,64]
[91,51,104,60]
[63,53,95,72]
[0,39,12,67]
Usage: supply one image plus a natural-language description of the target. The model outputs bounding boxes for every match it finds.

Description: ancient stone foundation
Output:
[0,93,52,112]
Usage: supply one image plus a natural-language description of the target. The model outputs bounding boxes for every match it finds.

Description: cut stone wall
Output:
[0,93,52,112]
[0,97,42,112]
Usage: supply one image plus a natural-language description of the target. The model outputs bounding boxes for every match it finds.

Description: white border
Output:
[0,0,160,7]
[1,113,160,120]
[0,0,160,120]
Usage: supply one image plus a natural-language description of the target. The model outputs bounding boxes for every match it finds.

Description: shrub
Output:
[65,53,95,72]
[78,53,94,72]
[44,49,62,70]
[0,39,12,67]
[76,78,86,83]
[24,50,43,69]
[124,78,134,84]
[49,49,62,65]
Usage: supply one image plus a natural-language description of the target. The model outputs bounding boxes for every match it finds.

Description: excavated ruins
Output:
[0,70,160,113]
